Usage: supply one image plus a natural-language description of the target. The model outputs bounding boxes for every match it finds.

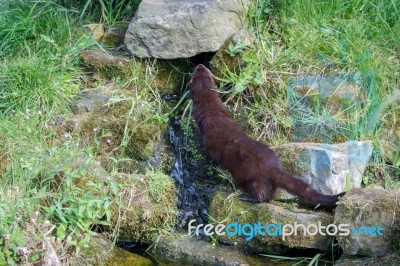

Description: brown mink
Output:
[188,64,345,206]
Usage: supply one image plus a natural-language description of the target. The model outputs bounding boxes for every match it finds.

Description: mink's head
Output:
[188,64,216,93]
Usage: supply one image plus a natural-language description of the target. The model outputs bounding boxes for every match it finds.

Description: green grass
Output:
[217,0,399,179]
[0,0,399,264]
[0,0,144,264]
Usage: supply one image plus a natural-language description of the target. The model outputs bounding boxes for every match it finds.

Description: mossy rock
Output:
[112,171,177,242]
[71,234,113,266]
[70,90,111,115]
[288,75,366,143]
[38,152,110,194]
[80,49,188,95]
[101,27,127,48]
[335,188,400,256]
[126,123,167,161]
[53,96,170,172]
[80,49,135,79]
[209,191,334,253]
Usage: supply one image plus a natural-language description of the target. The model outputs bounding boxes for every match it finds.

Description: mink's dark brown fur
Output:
[189,64,345,206]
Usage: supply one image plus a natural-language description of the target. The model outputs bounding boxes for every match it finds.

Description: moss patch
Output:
[112,171,177,242]
[126,123,167,161]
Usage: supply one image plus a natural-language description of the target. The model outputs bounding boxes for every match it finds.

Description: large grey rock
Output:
[125,0,250,59]
[334,188,400,256]
[272,141,373,200]
[210,191,334,253]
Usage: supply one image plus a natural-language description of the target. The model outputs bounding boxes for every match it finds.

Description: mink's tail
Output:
[271,168,345,206]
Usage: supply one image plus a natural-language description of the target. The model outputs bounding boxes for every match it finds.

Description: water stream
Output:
[168,117,220,228]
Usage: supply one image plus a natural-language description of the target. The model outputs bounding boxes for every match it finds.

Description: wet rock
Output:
[84,24,105,41]
[334,188,400,256]
[152,233,251,266]
[70,90,111,115]
[107,248,152,266]
[125,0,250,59]
[209,191,334,253]
[272,141,373,200]
[113,171,176,242]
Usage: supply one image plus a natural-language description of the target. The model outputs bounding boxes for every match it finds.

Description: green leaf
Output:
[56,224,66,240]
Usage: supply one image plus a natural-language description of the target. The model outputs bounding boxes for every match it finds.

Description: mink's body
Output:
[189,64,344,206]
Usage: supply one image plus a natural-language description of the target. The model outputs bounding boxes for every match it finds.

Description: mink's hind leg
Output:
[240,179,276,203]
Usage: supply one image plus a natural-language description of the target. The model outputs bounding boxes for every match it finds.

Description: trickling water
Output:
[168,117,220,228]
